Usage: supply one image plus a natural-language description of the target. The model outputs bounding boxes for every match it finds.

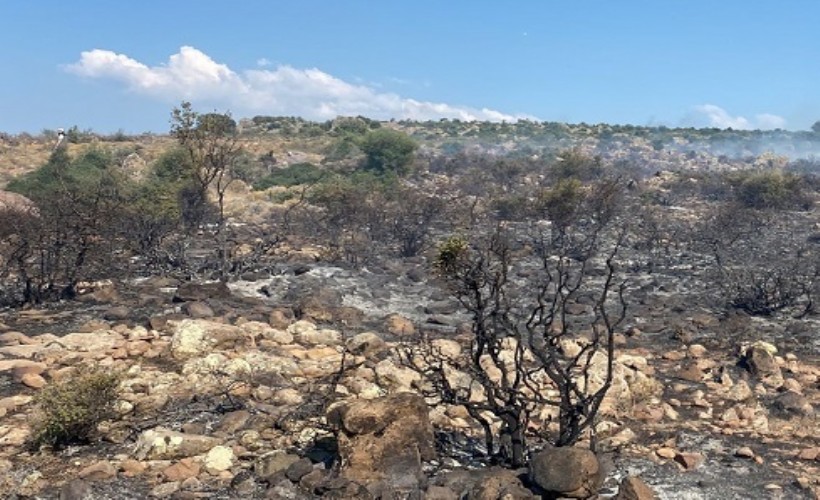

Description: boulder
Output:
[346,332,387,358]
[255,451,301,482]
[133,428,221,460]
[169,319,245,359]
[674,452,704,470]
[59,479,92,500]
[182,301,214,318]
[741,342,782,385]
[615,475,656,500]
[78,460,118,481]
[327,392,435,493]
[58,331,120,352]
[162,458,201,482]
[0,190,37,214]
[529,446,603,498]
[173,281,232,302]
[468,467,535,499]
[385,314,415,337]
[102,306,131,321]
[204,445,235,473]
[770,390,814,417]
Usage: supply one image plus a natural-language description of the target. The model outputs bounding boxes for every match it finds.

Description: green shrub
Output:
[6,148,114,201]
[359,128,418,176]
[434,235,470,277]
[32,366,122,449]
[734,170,811,210]
[253,163,326,189]
[538,178,585,228]
[550,149,603,182]
[491,194,534,220]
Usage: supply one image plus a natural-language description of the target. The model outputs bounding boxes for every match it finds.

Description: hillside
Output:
[0,116,818,499]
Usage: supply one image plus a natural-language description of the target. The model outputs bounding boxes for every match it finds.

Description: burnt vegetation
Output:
[2,108,820,471]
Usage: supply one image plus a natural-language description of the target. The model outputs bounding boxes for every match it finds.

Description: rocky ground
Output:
[0,130,818,499]
[0,243,817,499]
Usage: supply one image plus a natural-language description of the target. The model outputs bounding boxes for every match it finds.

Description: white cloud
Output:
[683,104,786,130]
[256,58,272,67]
[66,46,526,122]
[754,113,787,130]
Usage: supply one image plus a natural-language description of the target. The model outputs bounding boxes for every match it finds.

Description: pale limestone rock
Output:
[264,328,294,344]
[687,344,707,358]
[0,359,47,374]
[78,460,118,481]
[0,425,31,446]
[431,338,462,359]
[133,428,221,460]
[149,481,180,498]
[384,314,415,336]
[59,331,120,352]
[182,353,228,376]
[346,332,386,357]
[374,359,421,391]
[169,319,245,360]
[0,344,43,358]
[0,394,33,412]
[223,358,252,378]
[559,338,584,358]
[204,445,235,473]
[0,331,35,345]
[726,379,753,402]
[298,328,342,346]
[273,388,304,406]
[170,320,206,359]
[20,373,47,389]
[287,319,317,335]
[243,351,300,377]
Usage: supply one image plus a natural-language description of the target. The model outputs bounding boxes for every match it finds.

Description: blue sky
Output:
[1,1,819,133]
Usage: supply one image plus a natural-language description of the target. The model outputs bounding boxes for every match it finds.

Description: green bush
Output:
[434,235,470,277]
[549,149,603,182]
[32,366,122,449]
[359,128,418,176]
[491,194,534,221]
[538,178,585,228]
[6,148,114,201]
[253,163,326,189]
[734,170,810,210]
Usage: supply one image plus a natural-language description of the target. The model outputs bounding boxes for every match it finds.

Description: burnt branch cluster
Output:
[401,188,628,467]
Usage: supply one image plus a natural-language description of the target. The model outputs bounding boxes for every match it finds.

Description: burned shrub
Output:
[402,192,628,466]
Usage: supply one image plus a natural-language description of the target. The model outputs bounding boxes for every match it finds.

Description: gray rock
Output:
[60,479,92,500]
[266,479,304,499]
[102,306,131,321]
[255,451,301,482]
[742,343,782,381]
[424,485,459,500]
[285,458,314,482]
[174,281,232,302]
[770,390,814,417]
[182,301,214,318]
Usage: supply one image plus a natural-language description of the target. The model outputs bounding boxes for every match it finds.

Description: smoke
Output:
[682,104,787,131]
